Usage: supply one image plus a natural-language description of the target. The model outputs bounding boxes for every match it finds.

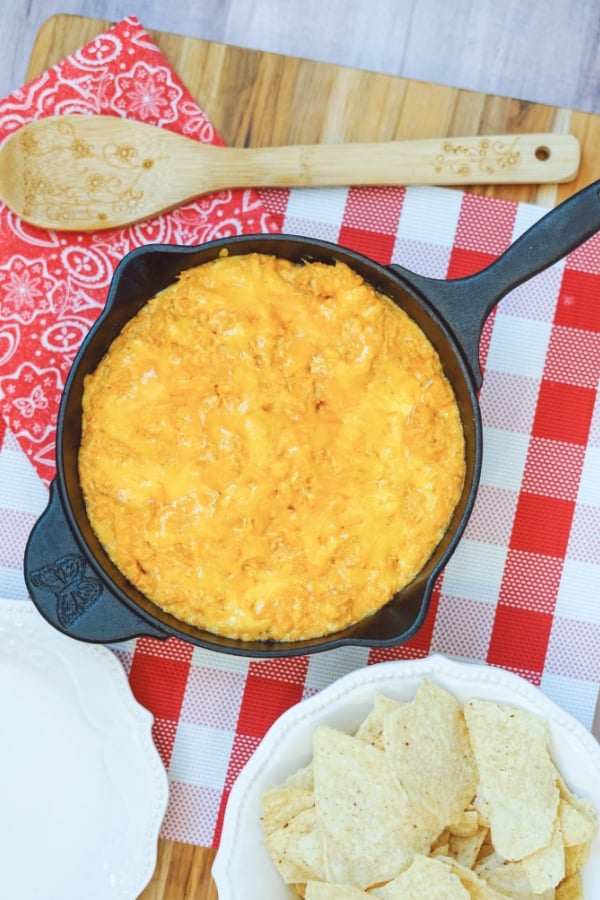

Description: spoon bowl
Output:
[0,115,581,231]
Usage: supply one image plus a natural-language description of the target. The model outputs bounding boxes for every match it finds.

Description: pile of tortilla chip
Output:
[261,681,597,898]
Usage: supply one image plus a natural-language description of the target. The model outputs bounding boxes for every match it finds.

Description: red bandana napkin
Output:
[0,16,281,483]
[0,16,598,850]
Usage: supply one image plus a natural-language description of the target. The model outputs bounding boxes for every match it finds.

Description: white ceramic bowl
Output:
[212,653,600,899]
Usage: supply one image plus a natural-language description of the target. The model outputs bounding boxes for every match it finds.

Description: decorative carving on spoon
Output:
[19,118,159,226]
[433,137,520,176]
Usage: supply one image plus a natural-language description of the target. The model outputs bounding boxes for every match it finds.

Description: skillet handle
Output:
[24,480,169,644]
[390,179,600,389]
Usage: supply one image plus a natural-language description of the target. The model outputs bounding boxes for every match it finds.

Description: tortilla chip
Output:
[475,839,495,867]
[559,794,597,847]
[472,846,557,898]
[472,794,491,829]
[473,849,504,878]
[476,854,557,899]
[263,807,326,884]
[464,700,559,860]
[555,871,584,899]
[449,808,480,838]
[482,859,543,897]
[354,694,401,748]
[442,857,512,899]
[429,827,452,860]
[383,681,478,829]
[261,786,314,836]
[304,883,367,898]
[285,762,314,791]
[447,826,488,869]
[368,854,470,898]
[564,841,592,878]
[558,775,597,825]
[520,816,565,893]
[429,840,450,858]
[311,725,438,888]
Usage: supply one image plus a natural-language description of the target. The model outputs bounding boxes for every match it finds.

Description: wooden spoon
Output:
[0,115,580,231]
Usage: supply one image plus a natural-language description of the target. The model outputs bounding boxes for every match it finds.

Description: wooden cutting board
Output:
[24,14,600,900]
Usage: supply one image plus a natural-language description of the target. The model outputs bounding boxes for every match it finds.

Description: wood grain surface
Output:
[24,14,600,899]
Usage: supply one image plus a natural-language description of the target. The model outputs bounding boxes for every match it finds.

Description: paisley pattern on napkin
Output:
[0,16,280,485]
[0,16,598,851]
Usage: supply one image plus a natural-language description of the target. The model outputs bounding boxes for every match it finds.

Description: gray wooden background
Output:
[1,0,599,113]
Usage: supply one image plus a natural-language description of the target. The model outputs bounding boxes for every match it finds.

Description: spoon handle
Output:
[199,133,580,189]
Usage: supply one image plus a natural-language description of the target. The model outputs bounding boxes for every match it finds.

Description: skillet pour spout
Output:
[389,179,600,389]
[24,179,600,656]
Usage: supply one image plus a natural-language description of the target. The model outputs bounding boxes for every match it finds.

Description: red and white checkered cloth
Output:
[0,16,598,848]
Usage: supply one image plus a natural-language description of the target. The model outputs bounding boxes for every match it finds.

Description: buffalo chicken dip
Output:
[79,252,466,641]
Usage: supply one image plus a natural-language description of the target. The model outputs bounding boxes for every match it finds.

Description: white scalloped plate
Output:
[213,653,600,899]
[0,599,169,900]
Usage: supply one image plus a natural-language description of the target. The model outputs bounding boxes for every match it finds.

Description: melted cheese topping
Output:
[79,253,465,641]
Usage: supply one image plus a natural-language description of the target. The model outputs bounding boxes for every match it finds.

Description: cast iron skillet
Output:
[24,180,600,656]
